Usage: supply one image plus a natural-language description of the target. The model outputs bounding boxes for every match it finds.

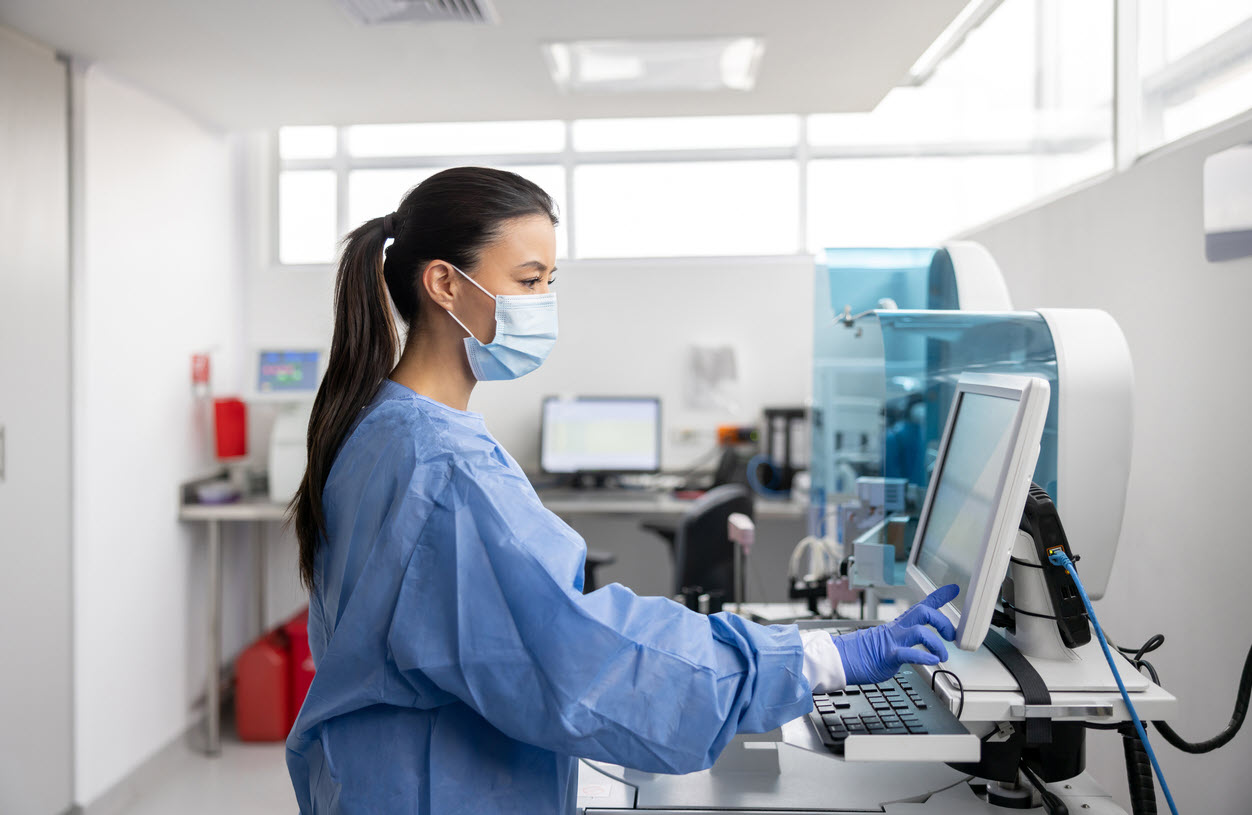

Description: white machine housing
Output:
[269,403,314,503]
[251,347,324,503]
[943,240,1014,311]
[1037,309,1134,600]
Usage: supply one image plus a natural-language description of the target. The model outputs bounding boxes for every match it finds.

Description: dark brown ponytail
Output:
[290,167,557,591]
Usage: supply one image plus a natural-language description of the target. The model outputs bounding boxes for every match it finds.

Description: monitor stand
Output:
[935,531,1149,694]
[570,473,617,490]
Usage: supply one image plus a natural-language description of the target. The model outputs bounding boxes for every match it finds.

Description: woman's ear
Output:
[422,261,456,310]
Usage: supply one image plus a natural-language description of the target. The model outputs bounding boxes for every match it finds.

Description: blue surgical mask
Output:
[444,264,558,381]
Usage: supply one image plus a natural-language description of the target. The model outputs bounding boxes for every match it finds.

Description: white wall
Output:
[966,113,1252,814]
[244,253,816,472]
[74,67,248,805]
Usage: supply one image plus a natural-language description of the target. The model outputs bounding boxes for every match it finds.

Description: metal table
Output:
[179,477,287,755]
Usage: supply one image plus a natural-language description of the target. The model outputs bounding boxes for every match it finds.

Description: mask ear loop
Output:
[443,262,495,344]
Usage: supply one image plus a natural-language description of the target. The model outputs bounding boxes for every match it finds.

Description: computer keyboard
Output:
[808,665,980,763]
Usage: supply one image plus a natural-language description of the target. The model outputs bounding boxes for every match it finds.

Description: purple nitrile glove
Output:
[833,584,959,686]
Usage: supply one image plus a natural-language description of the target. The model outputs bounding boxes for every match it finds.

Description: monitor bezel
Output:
[250,348,326,403]
[539,395,663,476]
[904,372,1050,652]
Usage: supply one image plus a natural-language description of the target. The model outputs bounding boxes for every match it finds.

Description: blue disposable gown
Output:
[286,380,814,814]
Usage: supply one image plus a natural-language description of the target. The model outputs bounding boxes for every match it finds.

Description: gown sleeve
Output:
[386,460,814,774]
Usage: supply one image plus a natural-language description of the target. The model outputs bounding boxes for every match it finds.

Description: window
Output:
[807,156,1037,250]
[278,170,337,265]
[346,120,565,157]
[574,161,798,258]
[272,0,1251,264]
[279,126,336,160]
[572,115,798,152]
[1139,0,1252,152]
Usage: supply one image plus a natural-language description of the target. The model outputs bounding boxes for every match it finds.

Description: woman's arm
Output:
[386,465,813,774]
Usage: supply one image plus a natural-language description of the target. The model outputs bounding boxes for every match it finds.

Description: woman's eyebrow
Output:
[513,260,551,272]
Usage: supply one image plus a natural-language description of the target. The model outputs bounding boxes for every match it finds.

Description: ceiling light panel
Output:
[544,38,765,94]
[335,0,498,26]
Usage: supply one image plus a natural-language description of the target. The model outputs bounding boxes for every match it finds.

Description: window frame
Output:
[270,0,1252,267]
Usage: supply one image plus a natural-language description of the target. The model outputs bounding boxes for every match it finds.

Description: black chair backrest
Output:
[672,484,754,600]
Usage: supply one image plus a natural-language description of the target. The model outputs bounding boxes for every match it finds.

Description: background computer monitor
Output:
[905,373,1050,651]
[540,396,661,475]
[251,349,323,402]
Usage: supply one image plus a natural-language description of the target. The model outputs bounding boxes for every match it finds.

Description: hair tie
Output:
[381,212,397,239]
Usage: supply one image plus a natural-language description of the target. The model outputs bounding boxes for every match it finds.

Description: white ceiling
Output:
[0,0,967,130]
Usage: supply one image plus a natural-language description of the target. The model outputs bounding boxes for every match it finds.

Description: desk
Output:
[537,489,807,520]
[576,613,1177,814]
[577,748,1131,813]
[179,479,287,755]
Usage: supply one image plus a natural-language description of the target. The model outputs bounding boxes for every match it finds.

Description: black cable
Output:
[1113,633,1252,755]
[1116,634,1164,664]
[1019,761,1069,815]
[1153,642,1252,754]
[931,668,965,718]
[1009,554,1081,568]
[1121,722,1159,815]
[1001,600,1061,621]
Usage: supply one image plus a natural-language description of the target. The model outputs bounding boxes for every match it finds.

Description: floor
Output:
[111,736,294,815]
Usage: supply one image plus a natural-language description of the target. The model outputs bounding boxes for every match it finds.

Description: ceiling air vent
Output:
[336,0,498,26]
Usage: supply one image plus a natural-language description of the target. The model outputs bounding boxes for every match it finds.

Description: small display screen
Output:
[257,350,320,394]
[541,398,660,474]
[914,392,1021,613]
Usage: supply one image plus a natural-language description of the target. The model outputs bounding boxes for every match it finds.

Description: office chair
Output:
[642,484,753,602]
[583,550,617,593]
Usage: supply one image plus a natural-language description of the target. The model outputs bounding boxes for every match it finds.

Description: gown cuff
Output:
[799,630,846,694]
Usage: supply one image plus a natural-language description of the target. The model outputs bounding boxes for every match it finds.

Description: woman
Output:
[285,167,957,814]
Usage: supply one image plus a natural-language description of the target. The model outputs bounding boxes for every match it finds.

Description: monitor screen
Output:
[541,397,661,474]
[912,392,1021,616]
[257,350,321,395]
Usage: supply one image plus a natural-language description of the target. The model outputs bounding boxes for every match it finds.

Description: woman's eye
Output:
[547,276,556,286]
[523,277,541,288]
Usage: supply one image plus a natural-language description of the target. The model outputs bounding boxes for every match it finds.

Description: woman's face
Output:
[454,214,557,344]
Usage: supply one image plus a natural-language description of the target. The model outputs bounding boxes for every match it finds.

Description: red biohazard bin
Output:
[235,630,291,741]
[284,609,315,727]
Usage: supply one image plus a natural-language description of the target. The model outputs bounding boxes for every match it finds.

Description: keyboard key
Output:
[834,702,852,710]
[821,713,842,727]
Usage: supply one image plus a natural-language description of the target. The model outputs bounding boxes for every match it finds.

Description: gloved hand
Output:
[833,584,959,686]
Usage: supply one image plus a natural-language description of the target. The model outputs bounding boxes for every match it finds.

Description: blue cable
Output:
[1047,549,1179,815]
